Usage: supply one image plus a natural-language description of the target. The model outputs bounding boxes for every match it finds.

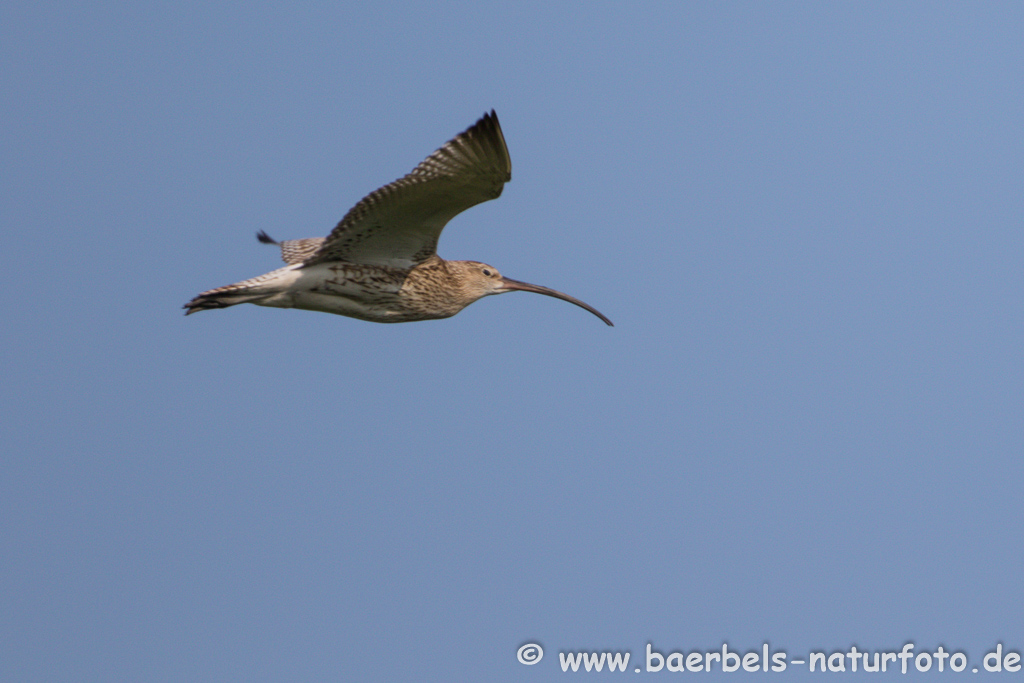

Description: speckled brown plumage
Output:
[184,111,612,326]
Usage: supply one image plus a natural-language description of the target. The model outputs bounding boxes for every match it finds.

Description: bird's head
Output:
[451,261,613,326]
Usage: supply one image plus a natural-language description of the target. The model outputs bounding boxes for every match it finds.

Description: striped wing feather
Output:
[257,231,326,265]
[305,111,512,269]
[280,238,325,264]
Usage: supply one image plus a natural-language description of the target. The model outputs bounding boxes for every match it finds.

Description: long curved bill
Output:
[499,277,614,326]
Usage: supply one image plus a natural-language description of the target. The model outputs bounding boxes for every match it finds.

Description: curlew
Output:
[184,111,612,326]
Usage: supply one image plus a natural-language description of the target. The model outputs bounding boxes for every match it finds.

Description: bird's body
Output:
[200,256,507,323]
[184,111,612,326]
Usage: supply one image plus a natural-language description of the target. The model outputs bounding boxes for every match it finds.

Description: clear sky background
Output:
[2,2,1022,681]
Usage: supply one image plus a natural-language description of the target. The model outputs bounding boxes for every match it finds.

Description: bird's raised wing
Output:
[256,230,325,265]
[304,111,512,269]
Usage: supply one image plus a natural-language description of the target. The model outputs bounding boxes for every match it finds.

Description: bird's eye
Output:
[482,269,492,277]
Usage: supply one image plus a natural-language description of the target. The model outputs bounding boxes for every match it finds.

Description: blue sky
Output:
[2,2,1022,680]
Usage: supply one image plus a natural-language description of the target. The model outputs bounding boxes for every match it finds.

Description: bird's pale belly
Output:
[284,291,416,322]
[258,264,453,322]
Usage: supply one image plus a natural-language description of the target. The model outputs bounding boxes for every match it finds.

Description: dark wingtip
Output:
[256,230,277,245]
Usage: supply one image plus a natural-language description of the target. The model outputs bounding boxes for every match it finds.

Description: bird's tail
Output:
[183,289,266,315]
[183,265,298,315]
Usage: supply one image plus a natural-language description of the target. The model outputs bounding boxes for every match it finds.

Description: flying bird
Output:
[184,111,612,326]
